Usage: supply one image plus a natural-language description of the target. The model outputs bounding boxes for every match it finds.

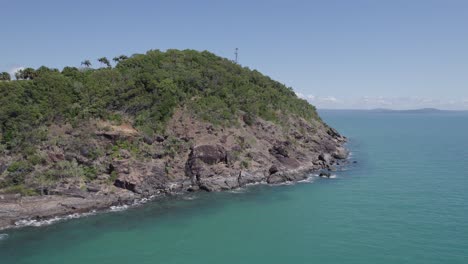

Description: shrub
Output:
[3,184,38,196]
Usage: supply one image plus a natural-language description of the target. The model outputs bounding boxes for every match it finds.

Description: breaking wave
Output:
[109,205,129,212]
[14,211,97,228]
[182,195,198,200]
[297,176,315,183]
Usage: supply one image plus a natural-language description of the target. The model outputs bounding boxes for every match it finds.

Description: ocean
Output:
[1,110,467,264]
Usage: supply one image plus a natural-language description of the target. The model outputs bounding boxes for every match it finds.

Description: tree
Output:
[98,57,111,68]
[81,60,92,68]
[36,66,59,78]
[15,70,23,80]
[22,68,37,80]
[14,68,36,80]
[0,72,10,81]
[61,66,81,79]
[113,55,128,64]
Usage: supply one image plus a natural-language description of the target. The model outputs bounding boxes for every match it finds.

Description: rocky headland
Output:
[0,49,348,230]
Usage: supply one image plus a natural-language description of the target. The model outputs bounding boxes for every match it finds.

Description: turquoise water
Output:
[1,110,467,263]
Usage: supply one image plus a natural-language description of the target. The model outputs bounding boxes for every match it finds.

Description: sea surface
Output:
[1,110,467,264]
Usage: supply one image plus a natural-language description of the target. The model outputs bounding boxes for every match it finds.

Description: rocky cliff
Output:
[0,108,347,229]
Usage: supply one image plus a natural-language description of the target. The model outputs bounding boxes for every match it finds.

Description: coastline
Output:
[0,152,349,231]
[1,107,349,231]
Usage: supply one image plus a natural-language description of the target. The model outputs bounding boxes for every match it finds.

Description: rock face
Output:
[113,161,167,195]
[189,145,227,165]
[0,109,348,230]
[332,147,349,160]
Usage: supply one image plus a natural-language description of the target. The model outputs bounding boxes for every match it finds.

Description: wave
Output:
[109,205,129,212]
[271,181,295,186]
[14,211,97,228]
[182,195,198,200]
[12,195,161,228]
[298,176,315,183]
[245,181,267,186]
[0,234,8,240]
[227,188,246,194]
[314,174,337,179]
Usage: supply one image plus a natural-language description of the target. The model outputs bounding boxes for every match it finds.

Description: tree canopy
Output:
[0,72,10,81]
[0,49,320,151]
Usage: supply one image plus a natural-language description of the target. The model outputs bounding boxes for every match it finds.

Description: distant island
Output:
[320,108,467,113]
[372,108,445,113]
[0,49,347,229]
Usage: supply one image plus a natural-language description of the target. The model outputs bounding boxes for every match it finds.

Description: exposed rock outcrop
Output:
[0,109,348,230]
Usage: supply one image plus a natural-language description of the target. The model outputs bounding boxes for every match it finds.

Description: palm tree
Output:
[22,68,36,80]
[0,72,11,81]
[15,70,23,80]
[113,55,128,64]
[81,60,92,68]
[98,57,111,68]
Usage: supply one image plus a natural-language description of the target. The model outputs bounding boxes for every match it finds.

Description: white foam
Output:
[245,181,267,186]
[228,188,246,194]
[134,198,148,205]
[14,211,96,228]
[272,181,295,186]
[182,195,197,200]
[109,205,129,212]
[298,176,315,183]
[0,234,8,240]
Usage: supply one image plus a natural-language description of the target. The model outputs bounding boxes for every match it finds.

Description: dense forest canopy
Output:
[0,49,320,153]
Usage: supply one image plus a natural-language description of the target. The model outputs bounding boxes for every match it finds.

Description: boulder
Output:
[276,157,301,169]
[327,127,341,138]
[185,144,229,181]
[269,165,279,175]
[269,145,289,158]
[198,175,239,192]
[318,153,333,165]
[332,147,348,160]
[190,145,227,165]
[186,185,200,192]
[267,173,286,184]
[113,161,167,195]
[238,171,265,186]
[143,135,154,145]
[114,179,137,192]
[86,184,102,193]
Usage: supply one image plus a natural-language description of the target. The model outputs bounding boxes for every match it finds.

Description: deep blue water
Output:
[0,110,467,263]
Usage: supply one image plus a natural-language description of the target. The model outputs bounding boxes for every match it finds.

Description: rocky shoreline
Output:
[0,155,347,231]
[1,108,348,231]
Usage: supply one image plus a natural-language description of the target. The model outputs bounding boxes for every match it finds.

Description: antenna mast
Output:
[235,48,238,63]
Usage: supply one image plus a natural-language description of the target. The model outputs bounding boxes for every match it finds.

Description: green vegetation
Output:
[0,72,11,81]
[0,49,321,194]
[0,49,319,152]
[2,184,38,196]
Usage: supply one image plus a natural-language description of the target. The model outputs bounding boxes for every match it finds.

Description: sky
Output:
[1,0,468,110]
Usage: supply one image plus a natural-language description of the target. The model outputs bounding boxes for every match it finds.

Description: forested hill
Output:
[0,49,348,225]
[0,49,319,152]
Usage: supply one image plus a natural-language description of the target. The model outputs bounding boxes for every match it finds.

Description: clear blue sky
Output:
[2,0,468,109]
